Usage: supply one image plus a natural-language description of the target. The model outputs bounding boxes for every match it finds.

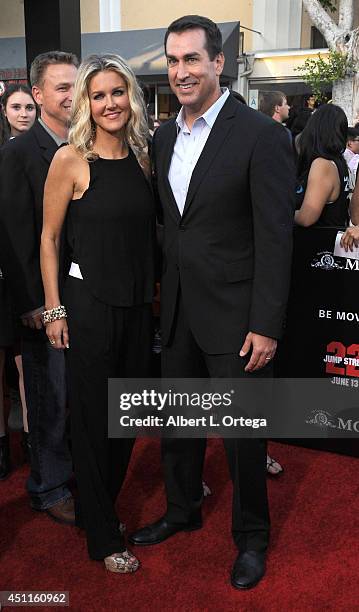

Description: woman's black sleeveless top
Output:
[66,149,156,306]
[295,156,349,227]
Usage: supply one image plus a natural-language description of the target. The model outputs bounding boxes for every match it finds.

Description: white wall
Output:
[99,0,121,32]
[253,0,303,51]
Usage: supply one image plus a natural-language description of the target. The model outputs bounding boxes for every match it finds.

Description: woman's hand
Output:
[46,318,69,350]
[340,226,359,252]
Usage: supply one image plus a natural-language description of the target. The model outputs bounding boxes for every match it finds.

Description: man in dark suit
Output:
[129,16,295,588]
[0,51,78,523]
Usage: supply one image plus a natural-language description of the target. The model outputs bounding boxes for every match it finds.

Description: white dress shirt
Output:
[168,88,230,215]
[344,148,359,173]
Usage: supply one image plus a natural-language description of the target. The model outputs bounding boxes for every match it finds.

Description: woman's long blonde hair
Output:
[69,54,149,173]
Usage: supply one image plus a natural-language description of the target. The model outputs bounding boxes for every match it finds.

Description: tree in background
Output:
[302,0,359,123]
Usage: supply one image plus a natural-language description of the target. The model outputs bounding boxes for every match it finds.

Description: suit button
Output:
[179,225,186,231]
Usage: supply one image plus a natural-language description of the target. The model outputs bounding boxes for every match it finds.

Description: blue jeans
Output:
[21,337,72,510]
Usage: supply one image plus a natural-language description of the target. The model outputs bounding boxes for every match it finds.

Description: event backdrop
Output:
[276,226,359,456]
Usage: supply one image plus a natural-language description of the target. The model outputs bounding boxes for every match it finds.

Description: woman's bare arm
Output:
[295,158,339,227]
[40,145,79,348]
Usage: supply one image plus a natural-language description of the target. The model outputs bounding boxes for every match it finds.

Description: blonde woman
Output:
[40,54,156,573]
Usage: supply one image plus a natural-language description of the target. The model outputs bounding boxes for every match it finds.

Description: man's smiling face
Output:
[166,28,224,117]
[32,63,77,127]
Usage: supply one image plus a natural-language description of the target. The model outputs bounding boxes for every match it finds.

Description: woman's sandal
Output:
[267,454,284,476]
[202,481,212,497]
[104,550,140,573]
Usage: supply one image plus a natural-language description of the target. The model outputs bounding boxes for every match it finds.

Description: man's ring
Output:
[49,339,55,345]
[265,356,271,360]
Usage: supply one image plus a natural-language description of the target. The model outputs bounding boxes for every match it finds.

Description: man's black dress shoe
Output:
[231,551,266,590]
[129,516,202,546]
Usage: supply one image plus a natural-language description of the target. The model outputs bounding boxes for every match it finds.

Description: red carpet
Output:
[1,437,359,612]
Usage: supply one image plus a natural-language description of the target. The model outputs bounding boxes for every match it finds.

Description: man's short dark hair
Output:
[347,127,359,142]
[164,15,222,60]
[259,91,286,118]
[30,50,79,87]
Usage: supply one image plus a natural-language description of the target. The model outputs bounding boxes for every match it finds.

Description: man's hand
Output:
[239,332,277,372]
[21,306,44,330]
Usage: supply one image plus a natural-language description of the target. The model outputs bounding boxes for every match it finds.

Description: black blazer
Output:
[153,95,296,354]
[0,120,58,316]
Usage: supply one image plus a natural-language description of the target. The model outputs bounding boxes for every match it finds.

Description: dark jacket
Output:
[0,120,58,316]
[153,95,296,353]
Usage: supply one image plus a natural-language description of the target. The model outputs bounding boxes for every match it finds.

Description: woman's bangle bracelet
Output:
[42,305,67,324]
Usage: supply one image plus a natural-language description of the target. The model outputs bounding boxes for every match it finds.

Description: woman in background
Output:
[0,85,37,477]
[2,83,36,139]
[295,104,349,228]
[0,102,13,477]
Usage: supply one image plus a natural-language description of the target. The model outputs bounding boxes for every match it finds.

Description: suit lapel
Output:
[32,120,59,166]
[182,95,238,218]
[160,120,181,221]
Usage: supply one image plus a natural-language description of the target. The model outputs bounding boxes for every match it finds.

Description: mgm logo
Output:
[305,409,359,433]
[311,251,359,271]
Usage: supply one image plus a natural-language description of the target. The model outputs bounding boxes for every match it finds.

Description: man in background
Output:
[0,51,78,524]
[344,126,359,191]
[259,90,290,125]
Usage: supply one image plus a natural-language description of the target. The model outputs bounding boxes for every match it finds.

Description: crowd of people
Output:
[0,13,357,590]
[258,88,358,232]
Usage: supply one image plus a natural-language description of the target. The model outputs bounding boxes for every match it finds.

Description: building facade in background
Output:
[1,0,359,117]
